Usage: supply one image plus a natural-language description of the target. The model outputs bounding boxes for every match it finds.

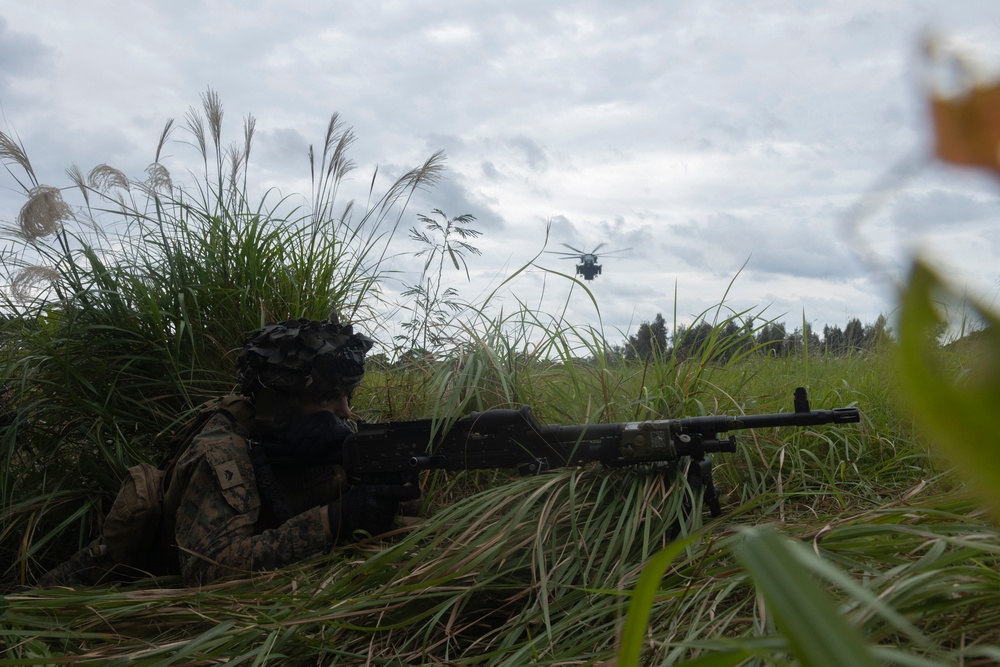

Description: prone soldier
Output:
[40,317,418,587]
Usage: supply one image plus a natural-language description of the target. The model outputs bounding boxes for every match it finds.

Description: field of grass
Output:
[1,92,999,665]
[3,343,998,666]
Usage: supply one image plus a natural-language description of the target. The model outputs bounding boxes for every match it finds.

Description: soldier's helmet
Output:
[237,317,374,402]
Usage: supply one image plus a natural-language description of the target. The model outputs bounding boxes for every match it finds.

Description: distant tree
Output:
[808,322,821,351]
[365,352,391,371]
[674,322,714,360]
[599,344,627,365]
[785,323,819,355]
[823,324,845,355]
[803,322,821,354]
[626,313,667,361]
[863,314,891,350]
[844,318,865,352]
[624,315,901,360]
[650,313,667,356]
[625,327,649,361]
[756,322,787,356]
[715,320,742,362]
[740,317,759,356]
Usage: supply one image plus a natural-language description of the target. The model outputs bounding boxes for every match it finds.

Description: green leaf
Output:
[617,535,698,667]
[734,527,880,667]
[896,259,1000,516]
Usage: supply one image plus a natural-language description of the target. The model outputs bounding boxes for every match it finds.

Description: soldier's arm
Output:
[172,414,331,585]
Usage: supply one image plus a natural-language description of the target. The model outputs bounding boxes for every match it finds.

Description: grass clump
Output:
[0,89,443,582]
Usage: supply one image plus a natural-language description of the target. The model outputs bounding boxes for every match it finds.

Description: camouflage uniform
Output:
[40,318,375,588]
[171,411,341,585]
[35,536,134,588]
[39,407,347,587]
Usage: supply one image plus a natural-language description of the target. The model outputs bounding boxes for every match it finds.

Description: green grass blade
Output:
[895,259,1000,516]
[734,526,880,667]
[617,535,699,667]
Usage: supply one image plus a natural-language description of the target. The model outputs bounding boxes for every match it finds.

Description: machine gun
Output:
[343,387,860,517]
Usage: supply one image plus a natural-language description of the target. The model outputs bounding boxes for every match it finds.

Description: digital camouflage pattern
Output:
[39,408,346,587]
[172,412,333,585]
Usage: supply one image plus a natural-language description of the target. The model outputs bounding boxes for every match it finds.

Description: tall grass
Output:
[0,90,443,584]
[2,352,994,665]
[7,297,983,665]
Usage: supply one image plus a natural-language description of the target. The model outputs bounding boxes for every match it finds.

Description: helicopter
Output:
[546,243,632,281]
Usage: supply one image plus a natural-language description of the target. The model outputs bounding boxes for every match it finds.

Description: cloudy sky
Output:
[2,1,999,349]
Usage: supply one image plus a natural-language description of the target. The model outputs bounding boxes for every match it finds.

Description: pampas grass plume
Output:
[17,186,72,239]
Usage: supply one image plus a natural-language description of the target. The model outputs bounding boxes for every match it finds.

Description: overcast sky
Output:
[2,1,999,350]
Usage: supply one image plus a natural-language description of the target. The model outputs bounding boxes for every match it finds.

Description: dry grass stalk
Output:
[154,118,175,163]
[10,265,60,302]
[202,88,224,150]
[17,186,72,239]
[87,164,130,193]
[65,164,91,206]
[144,162,173,194]
[0,130,37,186]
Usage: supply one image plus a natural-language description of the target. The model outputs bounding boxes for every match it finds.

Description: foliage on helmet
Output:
[237,318,374,401]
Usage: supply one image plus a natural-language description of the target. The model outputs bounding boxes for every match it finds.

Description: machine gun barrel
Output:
[673,407,861,434]
[343,387,860,477]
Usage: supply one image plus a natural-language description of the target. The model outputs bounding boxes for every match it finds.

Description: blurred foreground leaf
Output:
[931,81,1000,173]
[927,41,1000,175]
[896,259,1000,515]
[734,527,880,667]
[617,536,697,667]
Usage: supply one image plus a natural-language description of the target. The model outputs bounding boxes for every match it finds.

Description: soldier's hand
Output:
[326,484,421,540]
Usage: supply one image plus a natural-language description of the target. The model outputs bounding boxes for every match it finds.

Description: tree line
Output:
[620,313,891,362]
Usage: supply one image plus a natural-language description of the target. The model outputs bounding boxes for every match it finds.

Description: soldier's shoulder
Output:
[183,412,249,462]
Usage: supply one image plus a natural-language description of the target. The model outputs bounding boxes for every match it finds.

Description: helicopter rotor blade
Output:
[561,243,587,254]
[596,247,633,257]
[590,243,606,254]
